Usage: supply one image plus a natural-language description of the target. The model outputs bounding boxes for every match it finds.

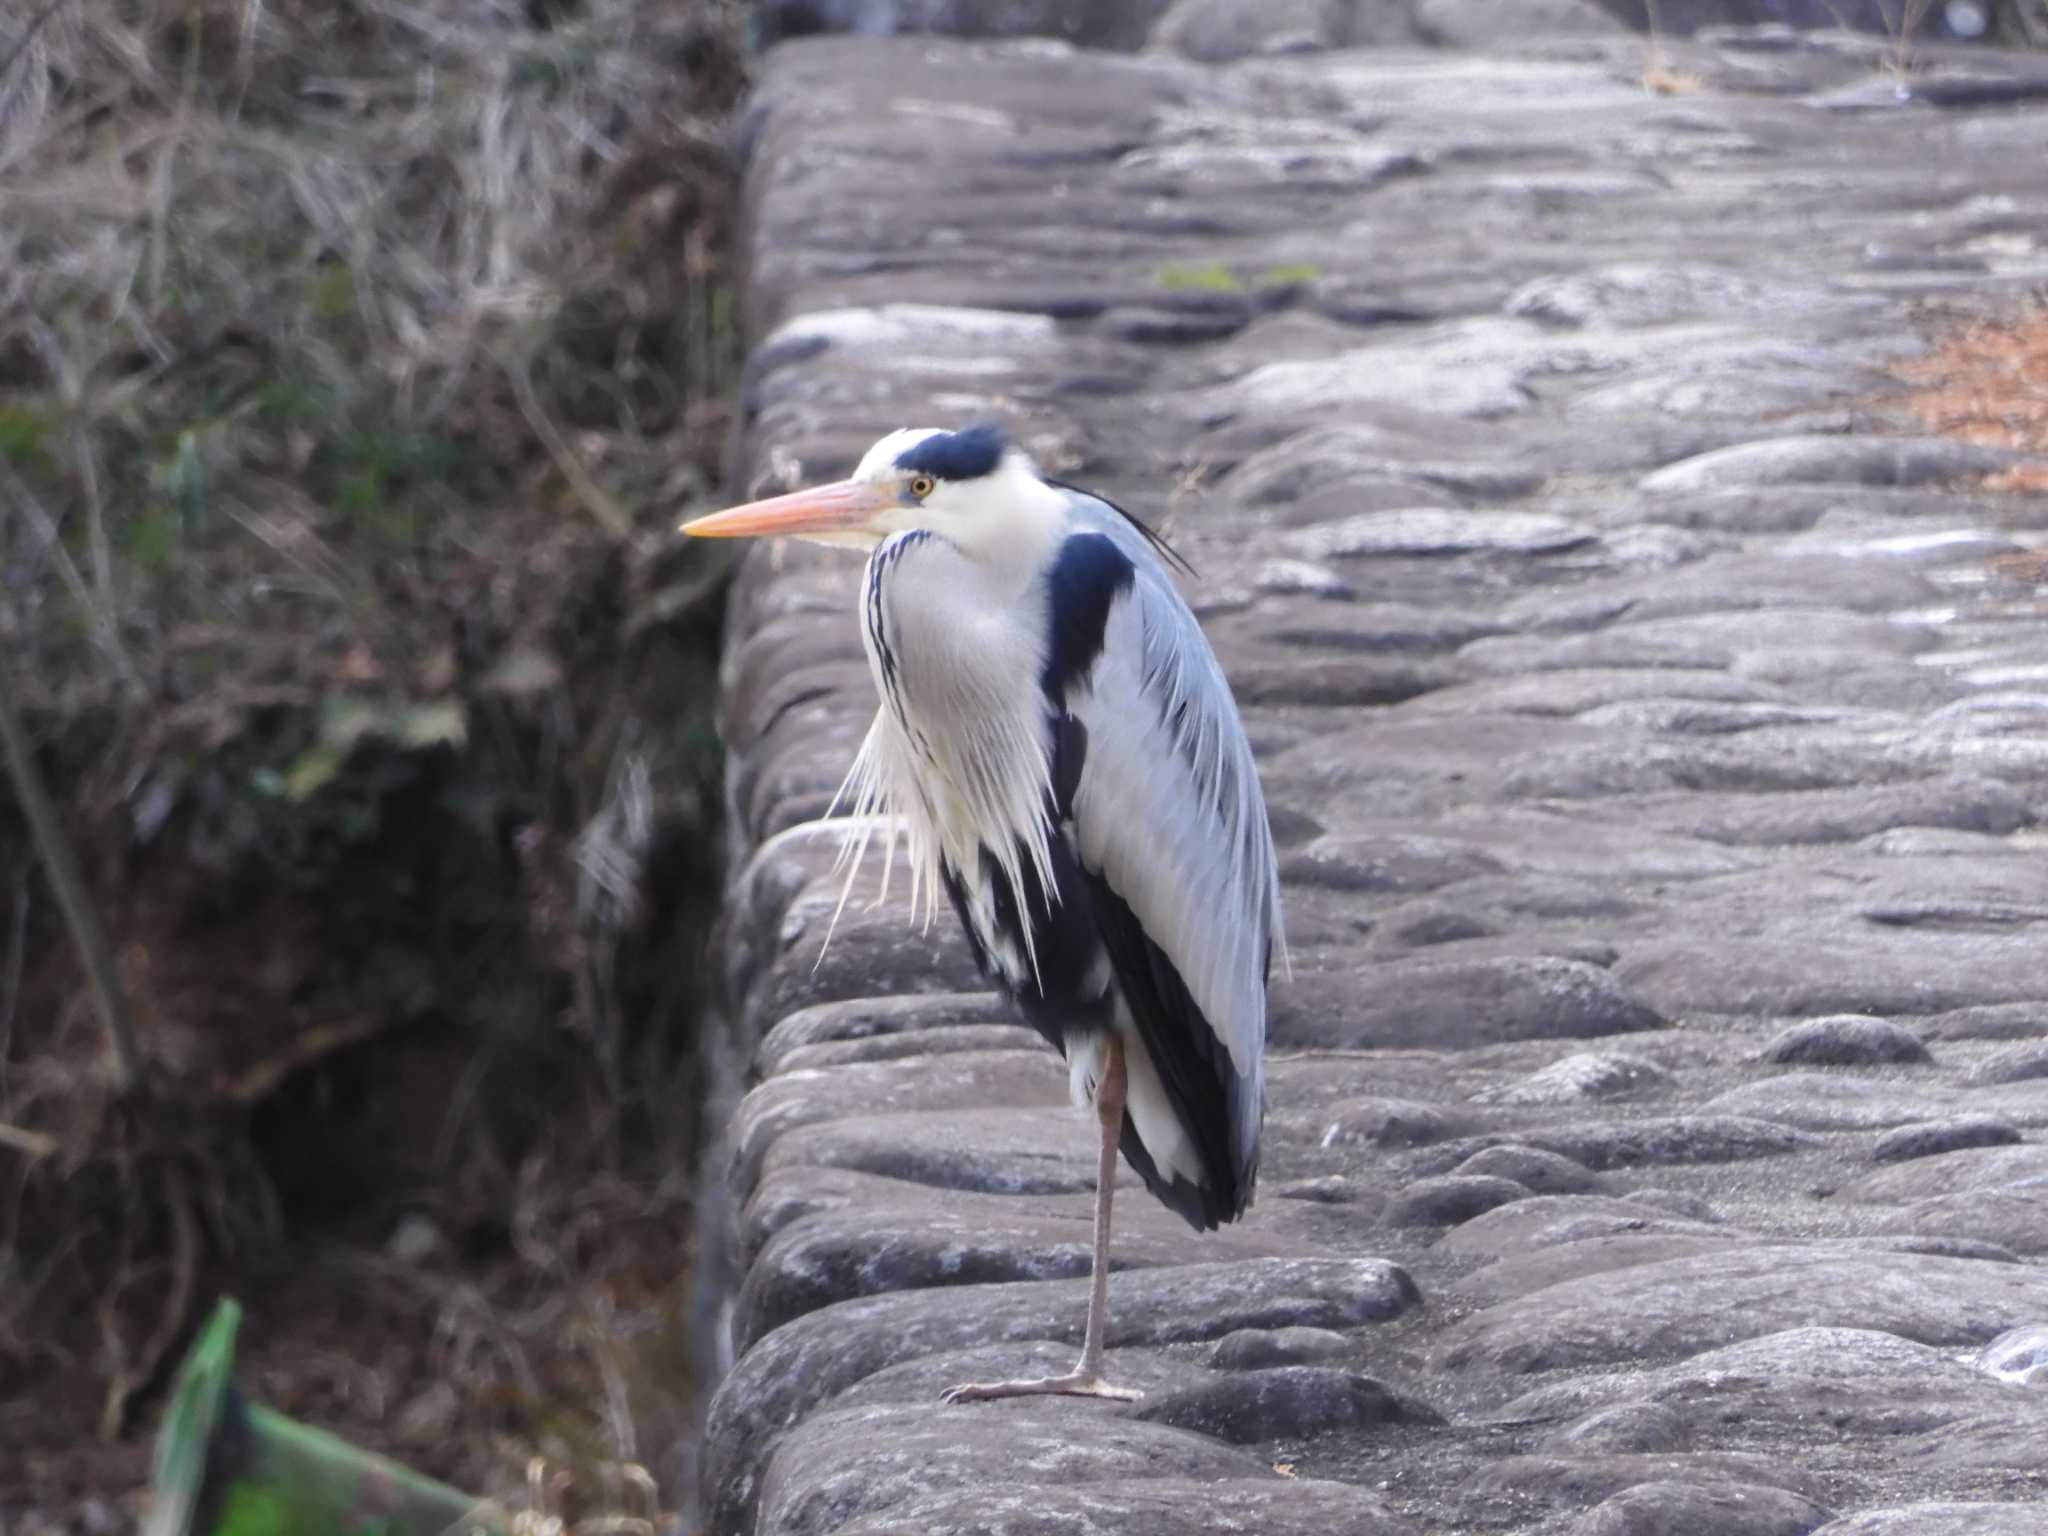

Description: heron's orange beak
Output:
[679,478,894,539]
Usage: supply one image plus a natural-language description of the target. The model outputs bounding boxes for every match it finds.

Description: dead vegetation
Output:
[1897,298,2048,495]
[0,0,747,1524]
[2,0,740,697]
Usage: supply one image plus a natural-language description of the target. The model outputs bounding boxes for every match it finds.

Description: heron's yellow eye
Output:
[908,473,936,500]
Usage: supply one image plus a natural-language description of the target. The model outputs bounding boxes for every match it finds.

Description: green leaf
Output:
[0,403,52,470]
[1156,262,1240,293]
[394,700,466,750]
[283,744,346,802]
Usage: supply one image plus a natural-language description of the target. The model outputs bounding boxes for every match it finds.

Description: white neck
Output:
[930,453,1069,599]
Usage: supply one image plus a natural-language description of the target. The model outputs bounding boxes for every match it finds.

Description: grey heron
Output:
[683,425,1282,1402]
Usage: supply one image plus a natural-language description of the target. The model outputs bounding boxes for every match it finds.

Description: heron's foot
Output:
[941,1369,1142,1405]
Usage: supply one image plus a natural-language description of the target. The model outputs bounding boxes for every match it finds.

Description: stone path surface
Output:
[694,25,2048,1536]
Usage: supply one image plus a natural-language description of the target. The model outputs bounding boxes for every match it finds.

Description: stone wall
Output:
[693,25,2048,1536]
[749,0,2038,56]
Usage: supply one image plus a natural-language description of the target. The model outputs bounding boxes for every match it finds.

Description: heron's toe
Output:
[940,1371,1143,1404]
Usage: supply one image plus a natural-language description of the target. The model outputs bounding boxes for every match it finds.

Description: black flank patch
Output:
[893,423,1008,482]
[1049,714,1087,822]
[943,835,1111,1035]
[1042,532,1135,701]
[939,861,994,981]
[1084,867,1252,1231]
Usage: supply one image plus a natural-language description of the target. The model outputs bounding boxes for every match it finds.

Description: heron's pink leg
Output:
[942,1034,1143,1404]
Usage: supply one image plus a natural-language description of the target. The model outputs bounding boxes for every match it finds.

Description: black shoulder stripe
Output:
[1042,532,1135,701]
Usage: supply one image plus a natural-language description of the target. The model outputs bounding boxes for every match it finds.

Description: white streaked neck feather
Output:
[823,468,1073,979]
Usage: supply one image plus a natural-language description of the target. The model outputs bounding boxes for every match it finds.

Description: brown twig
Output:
[0,0,70,88]
[98,1159,200,1439]
[0,865,27,1083]
[1,462,141,689]
[0,1119,58,1158]
[1642,0,1667,73]
[2016,0,2048,49]
[1814,0,1859,35]
[0,668,140,1094]
[1882,0,1935,86]
[24,321,133,692]
[212,1012,389,1104]
[506,355,636,540]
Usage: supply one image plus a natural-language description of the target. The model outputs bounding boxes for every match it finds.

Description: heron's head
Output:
[681,424,1062,562]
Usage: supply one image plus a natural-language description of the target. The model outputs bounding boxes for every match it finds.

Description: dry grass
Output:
[1639,56,1706,95]
[1636,0,1708,97]
[0,0,745,1525]
[1,0,739,710]
[2008,0,2048,47]
[1896,300,2048,494]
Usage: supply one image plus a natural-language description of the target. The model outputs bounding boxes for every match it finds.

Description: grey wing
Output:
[1061,533,1282,1203]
